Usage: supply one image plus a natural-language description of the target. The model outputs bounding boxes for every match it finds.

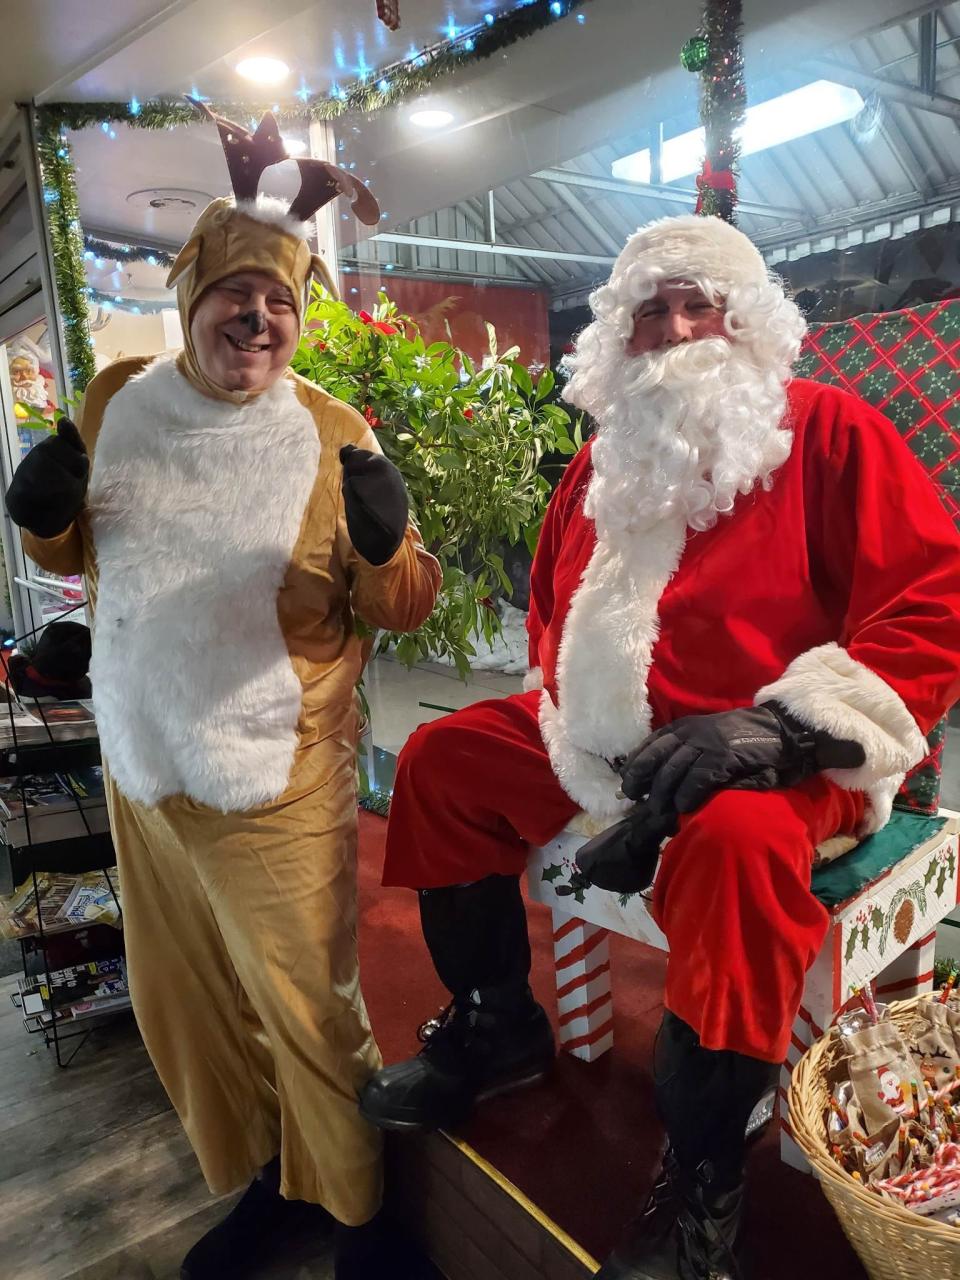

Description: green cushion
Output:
[811,810,949,911]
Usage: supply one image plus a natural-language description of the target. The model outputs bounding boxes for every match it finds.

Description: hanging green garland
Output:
[84,236,176,269]
[683,1,745,223]
[35,127,97,391]
[35,0,595,393]
[36,1,594,133]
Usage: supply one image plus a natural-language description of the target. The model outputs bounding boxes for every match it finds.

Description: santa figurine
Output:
[4,106,440,1279]
[359,214,960,1278]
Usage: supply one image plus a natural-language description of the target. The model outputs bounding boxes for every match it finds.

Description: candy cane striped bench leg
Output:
[552,913,613,1062]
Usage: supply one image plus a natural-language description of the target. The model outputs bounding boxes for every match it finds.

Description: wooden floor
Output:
[0,977,347,1280]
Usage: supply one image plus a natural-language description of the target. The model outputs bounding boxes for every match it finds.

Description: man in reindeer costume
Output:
[5,107,440,1279]
[359,214,960,1278]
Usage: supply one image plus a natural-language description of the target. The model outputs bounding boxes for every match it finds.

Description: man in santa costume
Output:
[359,213,960,1278]
[4,109,440,1279]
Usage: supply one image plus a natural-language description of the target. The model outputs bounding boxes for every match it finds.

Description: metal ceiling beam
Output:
[533,168,805,222]
[918,9,938,96]
[539,181,624,255]
[370,231,615,267]
[807,58,960,120]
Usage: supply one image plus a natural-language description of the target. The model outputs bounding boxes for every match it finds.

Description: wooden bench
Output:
[527,808,960,1168]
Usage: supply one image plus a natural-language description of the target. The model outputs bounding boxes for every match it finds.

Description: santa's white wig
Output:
[562,215,808,535]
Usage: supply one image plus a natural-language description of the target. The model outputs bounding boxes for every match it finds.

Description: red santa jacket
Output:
[527,378,960,833]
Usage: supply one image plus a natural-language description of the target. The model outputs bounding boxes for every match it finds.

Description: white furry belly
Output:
[88,358,319,812]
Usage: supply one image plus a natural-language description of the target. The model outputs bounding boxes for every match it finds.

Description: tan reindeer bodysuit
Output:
[23,109,440,1221]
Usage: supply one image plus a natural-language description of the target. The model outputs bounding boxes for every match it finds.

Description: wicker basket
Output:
[788,995,960,1280]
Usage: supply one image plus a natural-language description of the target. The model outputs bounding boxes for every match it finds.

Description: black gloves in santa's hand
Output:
[339,444,409,566]
[5,419,89,539]
[619,702,867,818]
[568,803,678,896]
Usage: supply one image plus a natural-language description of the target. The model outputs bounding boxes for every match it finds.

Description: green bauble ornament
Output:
[680,35,710,73]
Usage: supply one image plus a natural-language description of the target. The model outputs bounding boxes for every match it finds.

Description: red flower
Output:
[363,405,381,429]
[316,340,327,350]
[358,309,398,336]
[463,408,474,419]
[479,596,495,611]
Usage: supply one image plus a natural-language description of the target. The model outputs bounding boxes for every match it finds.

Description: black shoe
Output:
[180,1160,333,1279]
[597,1150,745,1280]
[334,1213,428,1280]
[359,992,555,1132]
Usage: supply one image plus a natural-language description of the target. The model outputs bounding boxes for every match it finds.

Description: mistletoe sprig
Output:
[292,291,579,676]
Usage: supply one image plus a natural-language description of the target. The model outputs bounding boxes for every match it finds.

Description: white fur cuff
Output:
[523,666,544,693]
[755,643,928,833]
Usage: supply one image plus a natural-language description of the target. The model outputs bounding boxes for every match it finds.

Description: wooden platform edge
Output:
[385,1128,600,1280]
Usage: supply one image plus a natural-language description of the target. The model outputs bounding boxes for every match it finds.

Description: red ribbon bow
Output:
[695,160,737,215]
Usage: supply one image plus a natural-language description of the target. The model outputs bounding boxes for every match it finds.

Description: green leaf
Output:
[536,367,555,401]
[542,863,564,883]
[510,360,533,398]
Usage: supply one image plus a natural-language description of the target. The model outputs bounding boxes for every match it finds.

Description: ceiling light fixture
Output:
[410,108,454,129]
[236,57,290,85]
[611,80,864,185]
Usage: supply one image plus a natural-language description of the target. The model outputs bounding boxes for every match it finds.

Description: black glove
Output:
[5,419,88,539]
[566,803,677,896]
[339,444,408,566]
[619,702,867,818]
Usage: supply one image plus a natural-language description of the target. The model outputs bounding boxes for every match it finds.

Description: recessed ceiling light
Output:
[281,136,307,156]
[410,108,454,129]
[236,57,290,85]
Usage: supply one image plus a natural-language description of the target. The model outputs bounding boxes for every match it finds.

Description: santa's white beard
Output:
[565,335,793,537]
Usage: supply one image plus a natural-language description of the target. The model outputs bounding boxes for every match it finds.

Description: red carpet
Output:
[357,811,867,1278]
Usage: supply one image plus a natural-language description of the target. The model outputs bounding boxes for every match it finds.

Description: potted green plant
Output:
[291,290,580,677]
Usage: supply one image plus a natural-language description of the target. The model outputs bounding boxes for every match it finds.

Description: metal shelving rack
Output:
[1,683,127,1067]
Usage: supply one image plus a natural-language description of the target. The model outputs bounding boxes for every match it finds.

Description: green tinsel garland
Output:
[697,0,745,223]
[86,287,172,315]
[34,0,594,393]
[35,127,97,391]
[35,1,594,133]
[358,789,392,818]
[84,235,176,269]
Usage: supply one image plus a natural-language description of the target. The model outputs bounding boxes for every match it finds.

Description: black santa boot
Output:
[597,1012,779,1280]
[360,874,555,1131]
[180,1157,333,1279]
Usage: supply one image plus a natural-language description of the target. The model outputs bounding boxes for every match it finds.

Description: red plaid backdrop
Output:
[796,299,960,812]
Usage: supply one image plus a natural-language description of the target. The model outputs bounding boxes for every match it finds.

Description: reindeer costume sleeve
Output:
[24,107,440,1220]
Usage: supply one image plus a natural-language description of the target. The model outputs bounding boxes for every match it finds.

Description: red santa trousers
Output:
[382,690,865,1064]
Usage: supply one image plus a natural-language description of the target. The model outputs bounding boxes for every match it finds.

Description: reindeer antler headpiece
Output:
[166,100,380,402]
[166,99,380,311]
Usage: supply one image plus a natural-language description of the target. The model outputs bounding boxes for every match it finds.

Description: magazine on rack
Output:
[18,956,126,1017]
[0,700,97,750]
[0,871,121,940]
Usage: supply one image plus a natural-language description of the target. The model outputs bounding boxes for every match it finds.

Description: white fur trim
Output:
[235,195,311,243]
[88,355,319,812]
[606,214,768,300]
[539,692,632,822]
[541,509,686,820]
[755,642,928,836]
[523,666,543,693]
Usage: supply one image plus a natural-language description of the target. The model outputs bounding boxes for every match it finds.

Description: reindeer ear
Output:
[309,253,340,302]
[166,236,201,289]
